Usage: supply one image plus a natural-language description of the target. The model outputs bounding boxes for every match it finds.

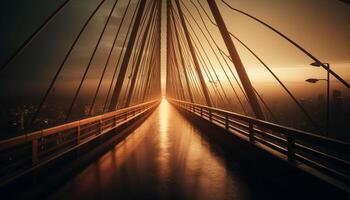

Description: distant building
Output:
[331,90,345,140]
[317,94,325,108]
[332,90,343,112]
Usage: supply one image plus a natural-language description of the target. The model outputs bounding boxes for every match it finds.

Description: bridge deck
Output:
[45,100,337,200]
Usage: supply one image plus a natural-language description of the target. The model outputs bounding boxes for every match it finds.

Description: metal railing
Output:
[0,99,160,185]
[169,99,350,186]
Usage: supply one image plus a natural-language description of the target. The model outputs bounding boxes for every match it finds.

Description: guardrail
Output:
[0,99,160,185]
[169,99,350,187]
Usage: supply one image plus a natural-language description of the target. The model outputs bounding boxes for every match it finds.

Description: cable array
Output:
[165,0,337,133]
[23,0,162,126]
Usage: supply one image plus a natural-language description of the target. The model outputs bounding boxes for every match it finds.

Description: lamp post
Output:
[306,62,330,135]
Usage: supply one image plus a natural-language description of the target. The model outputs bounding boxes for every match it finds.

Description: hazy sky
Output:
[174,0,350,80]
[0,0,349,100]
[166,0,350,99]
[1,0,140,101]
[222,0,350,79]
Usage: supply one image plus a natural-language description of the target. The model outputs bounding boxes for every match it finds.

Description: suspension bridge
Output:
[0,0,349,199]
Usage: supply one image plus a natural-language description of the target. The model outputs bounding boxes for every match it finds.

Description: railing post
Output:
[225,115,229,129]
[287,135,295,163]
[32,139,38,166]
[249,122,254,142]
[77,125,81,144]
[98,119,102,135]
[113,115,117,127]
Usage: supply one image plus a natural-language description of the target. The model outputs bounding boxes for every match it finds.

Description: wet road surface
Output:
[46,100,291,200]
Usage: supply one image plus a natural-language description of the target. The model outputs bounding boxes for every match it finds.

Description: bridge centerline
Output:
[44,99,303,200]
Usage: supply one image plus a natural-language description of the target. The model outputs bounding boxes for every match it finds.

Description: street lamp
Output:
[306,62,330,135]
[305,78,327,83]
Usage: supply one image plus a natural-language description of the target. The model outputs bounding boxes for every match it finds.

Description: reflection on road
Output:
[47,99,270,200]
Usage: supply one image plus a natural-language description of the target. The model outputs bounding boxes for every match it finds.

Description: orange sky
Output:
[1,0,349,100]
[160,0,350,95]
